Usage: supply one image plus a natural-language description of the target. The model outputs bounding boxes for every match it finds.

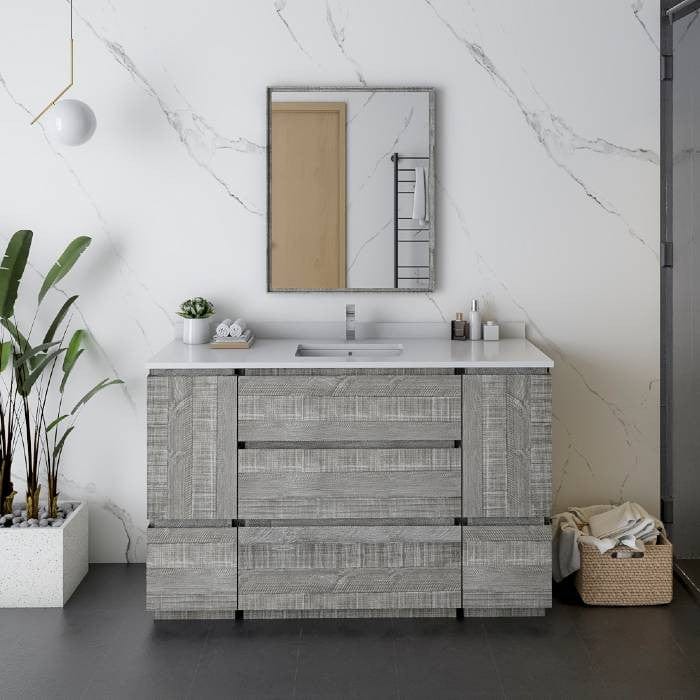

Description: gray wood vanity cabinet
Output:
[146,366,552,619]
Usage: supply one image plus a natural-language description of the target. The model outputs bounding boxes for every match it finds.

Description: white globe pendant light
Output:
[30,1,96,146]
[46,99,96,146]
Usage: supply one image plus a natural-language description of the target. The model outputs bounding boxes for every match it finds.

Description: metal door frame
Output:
[659,0,700,529]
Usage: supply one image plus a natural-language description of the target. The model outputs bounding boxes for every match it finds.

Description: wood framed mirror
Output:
[267,87,435,292]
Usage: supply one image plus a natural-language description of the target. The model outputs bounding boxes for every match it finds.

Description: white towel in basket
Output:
[551,502,664,582]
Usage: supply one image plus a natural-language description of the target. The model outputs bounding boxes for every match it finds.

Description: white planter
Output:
[0,502,88,607]
[182,317,211,345]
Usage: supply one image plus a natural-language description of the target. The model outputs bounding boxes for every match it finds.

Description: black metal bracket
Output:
[661,241,673,268]
[661,53,673,81]
[661,497,674,524]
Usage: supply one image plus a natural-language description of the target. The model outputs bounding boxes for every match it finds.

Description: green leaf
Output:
[18,347,65,396]
[71,378,123,414]
[60,329,86,393]
[62,330,86,373]
[13,341,60,369]
[38,236,91,304]
[0,341,12,372]
[52,426,74,459]
[43,295,78,344]
[59,349,83,393]
[1,318,29,354]
[46,414,69,432]
[0,230,32,319]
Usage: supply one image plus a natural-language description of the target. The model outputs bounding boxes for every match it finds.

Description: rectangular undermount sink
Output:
[295,343,404,358]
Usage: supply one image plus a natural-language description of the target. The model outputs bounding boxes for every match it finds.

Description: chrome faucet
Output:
[345,304,356,342]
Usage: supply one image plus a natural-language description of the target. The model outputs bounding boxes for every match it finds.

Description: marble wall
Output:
[0,0,660,562]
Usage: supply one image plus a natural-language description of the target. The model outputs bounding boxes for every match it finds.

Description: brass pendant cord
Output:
[30,0,74,125]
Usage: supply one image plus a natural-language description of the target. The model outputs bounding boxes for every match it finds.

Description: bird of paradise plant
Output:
[0,230,122,519]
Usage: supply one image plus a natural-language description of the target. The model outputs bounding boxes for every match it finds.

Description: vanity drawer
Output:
[238,375,461,442]
[462,526,551,610]
[146,527,237,612]
[238,525,461,610]
[462,374,552,518]
[147,374,237,520]
[238,448,461,520]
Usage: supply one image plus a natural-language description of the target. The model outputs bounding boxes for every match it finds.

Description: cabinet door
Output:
[147,374,237,521]
[146,527,237,612]
[462,374,551,518]
[239,448,460,520]
[238,526,461,611]
[462,526,551,610]
[238,375,461,442]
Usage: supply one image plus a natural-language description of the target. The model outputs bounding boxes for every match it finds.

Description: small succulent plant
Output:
[177,297,215,319]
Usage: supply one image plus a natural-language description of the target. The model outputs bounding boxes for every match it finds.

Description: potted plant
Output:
[177,296,215,344]
[0,230,122,607]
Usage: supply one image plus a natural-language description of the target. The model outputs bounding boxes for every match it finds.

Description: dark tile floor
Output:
[676,559,700,603]
[1,565,699,699]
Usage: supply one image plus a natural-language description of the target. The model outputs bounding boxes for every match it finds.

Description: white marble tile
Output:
[0,1,659,560]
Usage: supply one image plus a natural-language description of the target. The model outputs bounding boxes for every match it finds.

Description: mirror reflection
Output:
[268,88,434,291]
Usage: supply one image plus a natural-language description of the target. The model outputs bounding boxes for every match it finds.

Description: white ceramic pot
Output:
[0,502,88,607]
[182,317,211,345]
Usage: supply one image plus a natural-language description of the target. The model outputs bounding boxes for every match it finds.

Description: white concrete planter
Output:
[182,317,211,345]
[0,502,88,607]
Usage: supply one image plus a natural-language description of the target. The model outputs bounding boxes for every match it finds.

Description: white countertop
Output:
[146,338,554,370]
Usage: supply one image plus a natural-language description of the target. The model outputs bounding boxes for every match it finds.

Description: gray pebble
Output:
[18,521,28,528]
[27,518,38,525]
[39,519,48,526]
[51,521,63,527]
[20,510,27,518]
[12,516,21,524]
[13,509,20,516]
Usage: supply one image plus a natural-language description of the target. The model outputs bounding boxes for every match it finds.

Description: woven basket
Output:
[575,534,673,606]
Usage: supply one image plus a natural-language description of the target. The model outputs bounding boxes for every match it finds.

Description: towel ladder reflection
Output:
[391,153,430,288]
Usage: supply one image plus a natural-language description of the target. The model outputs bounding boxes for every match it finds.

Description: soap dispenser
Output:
[469,299,482,340]
[451,312,467,341]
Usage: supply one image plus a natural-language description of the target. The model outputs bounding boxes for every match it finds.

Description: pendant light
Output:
[31,0,96,146]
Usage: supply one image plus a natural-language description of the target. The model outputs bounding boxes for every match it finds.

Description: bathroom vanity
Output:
[145,337,553,619]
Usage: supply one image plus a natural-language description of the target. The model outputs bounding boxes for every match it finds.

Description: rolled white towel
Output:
[229,318,247,338]
[211,329,253,344]
[216,318,233,338]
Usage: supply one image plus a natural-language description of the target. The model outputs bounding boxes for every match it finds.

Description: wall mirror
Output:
[267,87,435,292]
